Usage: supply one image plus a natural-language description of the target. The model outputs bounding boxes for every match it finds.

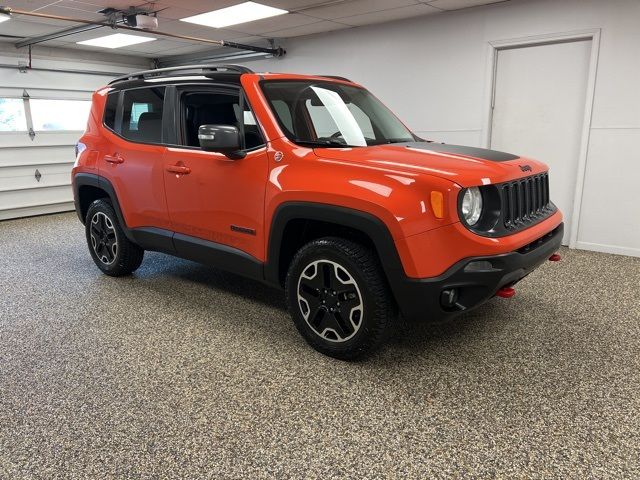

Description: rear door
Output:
[100,86,170,230]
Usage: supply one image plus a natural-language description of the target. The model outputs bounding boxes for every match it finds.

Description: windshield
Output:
[260,80,416,147]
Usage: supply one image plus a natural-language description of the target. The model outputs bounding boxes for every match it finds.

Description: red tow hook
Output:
[496,286,516,298]
[549,253,561,262]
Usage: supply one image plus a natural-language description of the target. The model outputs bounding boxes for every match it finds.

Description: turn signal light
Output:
[430,191,444,219]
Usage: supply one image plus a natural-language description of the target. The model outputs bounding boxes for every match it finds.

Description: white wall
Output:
[242,0,640,257]
[0,44,149,220]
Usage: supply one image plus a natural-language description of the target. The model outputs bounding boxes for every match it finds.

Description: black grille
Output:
[501,172,553,231]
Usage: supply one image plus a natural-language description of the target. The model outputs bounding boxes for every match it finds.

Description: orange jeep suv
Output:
[72,64,563,359]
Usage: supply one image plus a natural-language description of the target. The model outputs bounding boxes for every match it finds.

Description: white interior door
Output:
[490,39,592,245]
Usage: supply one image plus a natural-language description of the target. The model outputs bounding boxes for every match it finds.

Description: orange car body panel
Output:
[74,73,562,281]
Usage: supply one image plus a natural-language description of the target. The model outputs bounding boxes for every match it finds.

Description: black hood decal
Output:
[399,142,520,162]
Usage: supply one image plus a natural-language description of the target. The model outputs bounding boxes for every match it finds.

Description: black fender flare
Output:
[264,202,408,305]
[73,172,136,243]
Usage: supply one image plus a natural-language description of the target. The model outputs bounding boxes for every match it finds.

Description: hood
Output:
[313,142,548,187]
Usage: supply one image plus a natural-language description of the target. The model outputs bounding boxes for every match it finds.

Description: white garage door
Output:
[490,39,592,245]
[0,68,115,221]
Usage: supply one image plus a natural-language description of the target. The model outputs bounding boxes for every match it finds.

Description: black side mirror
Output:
[198,124,245,159]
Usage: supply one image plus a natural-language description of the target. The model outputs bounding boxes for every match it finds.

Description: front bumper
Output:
[393,222,564,322]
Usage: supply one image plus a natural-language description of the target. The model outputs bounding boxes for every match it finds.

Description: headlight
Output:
[461,187,483,225]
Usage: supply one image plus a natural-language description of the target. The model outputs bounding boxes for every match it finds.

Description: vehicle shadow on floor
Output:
[136,252,497,355]
[139,252,288,311]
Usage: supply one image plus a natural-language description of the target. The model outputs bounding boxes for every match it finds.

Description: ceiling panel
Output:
[258,0,342,9]
[5,0,61,11]
[153,42,219,56]
[224,12,319,35]
[189,26,260,41]
[152,5,203,21]
[153,19,212,36]
[0,18,63,36]
[156,0,241,9]
[34,4,105,21]
[265,19,351,38]
[8,13,71,28]
[53,0,104,13]
[339,3,439,26]
[302,0,419,20]
[121,39,193,54]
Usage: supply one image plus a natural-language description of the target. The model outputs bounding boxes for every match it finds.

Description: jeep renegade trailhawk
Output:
[72,64,563,359]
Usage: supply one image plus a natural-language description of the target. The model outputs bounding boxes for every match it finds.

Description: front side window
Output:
[180,89,264,150]
[260,80,415,147]
[0,98,28,132]
[121,87,165,143]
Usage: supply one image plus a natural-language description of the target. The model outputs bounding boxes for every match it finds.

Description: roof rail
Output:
[109,64,254,85]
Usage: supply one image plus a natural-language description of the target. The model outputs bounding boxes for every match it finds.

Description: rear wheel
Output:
[85,199,144,276]
[285,237,395,360]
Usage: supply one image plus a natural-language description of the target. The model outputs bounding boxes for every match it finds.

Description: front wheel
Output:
[285,237,396,360]
[85,199,144,276]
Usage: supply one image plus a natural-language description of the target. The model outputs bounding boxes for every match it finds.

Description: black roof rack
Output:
[109,64,254,85]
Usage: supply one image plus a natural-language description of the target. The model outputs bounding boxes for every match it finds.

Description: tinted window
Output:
[180,90,264,150]
[121,87,165,144]
[104,92,118,130]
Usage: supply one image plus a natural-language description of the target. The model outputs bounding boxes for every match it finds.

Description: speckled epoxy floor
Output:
[1,213,639,479]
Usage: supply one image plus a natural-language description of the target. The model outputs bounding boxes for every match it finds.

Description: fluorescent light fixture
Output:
[77,33,156,49]
[180,1,288,28]
[0,12,11,23]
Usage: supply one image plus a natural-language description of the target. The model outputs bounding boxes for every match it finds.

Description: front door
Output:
[163,86,268,262]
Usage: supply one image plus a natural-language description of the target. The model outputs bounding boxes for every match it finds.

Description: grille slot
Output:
[502,172,552,230]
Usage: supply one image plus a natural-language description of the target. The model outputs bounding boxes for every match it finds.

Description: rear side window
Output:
[103,92,118,130]
[121,87,165,144]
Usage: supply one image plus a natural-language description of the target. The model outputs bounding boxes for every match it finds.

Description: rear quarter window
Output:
[103,92,118,130]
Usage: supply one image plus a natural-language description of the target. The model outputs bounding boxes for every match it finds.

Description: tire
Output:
[85,199,144,277]
[285,237,396,360]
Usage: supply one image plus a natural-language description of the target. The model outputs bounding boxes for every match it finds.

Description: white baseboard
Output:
[574,241,640,258]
